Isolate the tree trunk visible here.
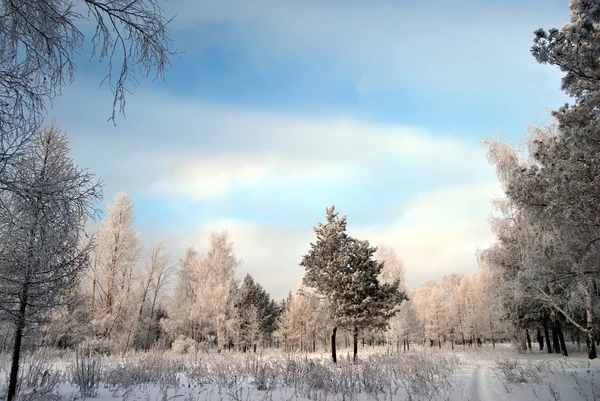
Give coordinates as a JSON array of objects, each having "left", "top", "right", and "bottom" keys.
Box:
[
  {"left": 353, "top": 326, "right": 358, "bottom": 363},
  {"left": 8, "top": 290, "right": 28, "bottom": 401},
  {"left": 542, "top": 317, "right": 553, "bottom": 353},
  {"left": 585, "top": 290, "right": 597, "bottom": 359},
  {"left": 526, "top": 329, "right": 532, "bottom": 350},
  {"left": 556, "top": 316, "right": 568, "bottom": 357},
  {"left": 331, "top": 327, "right": 337, "bottom": 363},
  {"left": 552, "top": 323, "right": 561, "bottom": 355}
]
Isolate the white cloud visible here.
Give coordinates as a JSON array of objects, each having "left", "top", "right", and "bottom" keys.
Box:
[
  {"left": 353, "top": 183, "right": 503, "bottom": 290},
  {"left": 51, "top": 82, "right": 502, "bottom": 299}
]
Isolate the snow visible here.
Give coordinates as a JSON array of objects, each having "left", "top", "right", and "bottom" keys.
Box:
[{"left": 3, "top": 343, "right": 599, "bottom": 400}]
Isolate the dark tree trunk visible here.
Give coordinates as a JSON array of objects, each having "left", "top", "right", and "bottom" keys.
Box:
[
  {"left": 353, "top": 326, "right": 358, "bottom": 363},
  {"left": 331, "top": 327, "right": 337, "bottom": 363},
  {"left": 8, "top": 293, "right": 28, "bottom": 401},
  {"left": 526, "top": 329, "right": 532, "bottom": 350},
  {"left": 542, "top": 317, "right": 553, "bottom": 353},
  {"left": 551, "top": 323, "right": 561, "bottom": 355},
  {"left": 555, "top": 317, "right": 568, "bottom": 357},
  {"left": 537, "top": 329, "right": 544, "bottom": 350},
  {"left": 406, "top": 339, "right": 410, "bottom": 350}
]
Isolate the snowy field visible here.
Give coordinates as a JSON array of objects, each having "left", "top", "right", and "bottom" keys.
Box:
[{"left": 1, "top": 343, "right": 599, "bottom": 401}]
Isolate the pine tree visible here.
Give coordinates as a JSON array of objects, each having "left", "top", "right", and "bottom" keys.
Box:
[
  {"left": 301, "top": 206, "right": 406, "bottom": 362},
  {"left": 301, "top": 205, "right": 351, "bottom": 363}
]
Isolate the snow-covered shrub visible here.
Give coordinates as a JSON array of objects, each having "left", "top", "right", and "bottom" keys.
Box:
[
  {"left": 493, "top": 358, "right": 543, "bottom": 385},
  {"left": 391, "top": 353, "right": 458, "bottom": 401},
  {"left": 83, "top": 338, "right": 117, "bottom": 356},
  {"left": 172, "top": 335, "right": 197, "bottom": 354},
  {"left": 69, "top": 342, "right": 102, "bottom": 397},
  {"left": 14, "top": 348, "right": 63, "bottom": 400},
  {"left": 248, "top": 357, "right": 279, "bottom": 391}
]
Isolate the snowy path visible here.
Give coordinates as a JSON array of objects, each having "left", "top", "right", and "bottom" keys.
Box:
[{"left": 462, "top": 362, "right": 504, "bottom": 401}]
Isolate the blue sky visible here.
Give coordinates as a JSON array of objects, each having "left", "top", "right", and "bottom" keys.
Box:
[{"left": 50, "top": 0, "right": 570, "bottom": 298}]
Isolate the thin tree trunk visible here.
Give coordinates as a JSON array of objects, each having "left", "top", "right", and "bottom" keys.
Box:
[
  {"left": 543, "top": 317, "right": 553, "bottom": 353},
  {"left": 585, "top": 289, "right": 597, "bottom": 359},
  {"left": 353, "top": 326, "right": 358, "bottom": 363},
  {"left": 331, "top": 327, "right": 337, "bottom": 363},
  {"left": 556, "top": 316, "right": 568, "bottom": 357},
  {"left": 552, "top": 322, "right": 561, "bottom": 355},
  {"left": 526, "top": 329, "right": 532, "bottom": 351}
]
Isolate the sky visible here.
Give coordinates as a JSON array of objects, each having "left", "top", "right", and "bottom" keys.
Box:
[{"left": 50, "top": 0, "right": 570, "bottom": 299}]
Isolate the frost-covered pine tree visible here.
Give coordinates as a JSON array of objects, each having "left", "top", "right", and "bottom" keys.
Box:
[
  {"left": 335, "top": 238, "right": 406, "bottom": 362},
  {"left": 0, "top": 125, "right": 101, "bottom": 401},
  {"left": 301, "top": 205, "right": 351, "bottom": 362},
  {"left": 301, "top": 206, "right": 405, "bottom": 362}
]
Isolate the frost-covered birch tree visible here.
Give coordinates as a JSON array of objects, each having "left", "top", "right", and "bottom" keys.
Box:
[
  {"left": 0, "top": 125, "right": 101, "bottom": 401},
  {"left": 197, "top": 231, "right": 240, "bottom": 350},
  {"left": 89, "top": 192, "right": 141, "bottom": 345}
]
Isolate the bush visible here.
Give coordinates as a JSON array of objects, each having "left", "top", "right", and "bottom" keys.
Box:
[
  {"left": 69, "top": 342, "right": 102, "bottom": 397},
  {"left": 172, "top": 336, "right": 197, "bottom": 354}
]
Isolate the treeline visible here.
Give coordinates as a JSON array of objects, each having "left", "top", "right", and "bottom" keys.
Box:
[
  {"left": 477, "top": 1, "right": 600, "bottom": 360},
  {"left": 0, "top": 191, "right": 282, "bottom": 355}
]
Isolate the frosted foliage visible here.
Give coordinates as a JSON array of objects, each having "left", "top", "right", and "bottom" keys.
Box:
[
  {"left": 166, "top": 232, "right": 239, "bottom": 349},
  {"left": 89, "top": 192, "right": 141, "bottom": 344},
  {"left": 376, "top": 245, "right": 406, "bottom": 292},
  {"left": 199, "top": 231, "right": 240, "bottom": 349},
  {"left": 0, "top": 126, "right": 101, "bottom": 325}
]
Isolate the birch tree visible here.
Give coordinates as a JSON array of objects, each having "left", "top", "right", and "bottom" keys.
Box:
[
  {"left": 131, "top": 239, "right": 173, "bottom": 350},
  {"left": 89, "top": 192, "right": 141, "bottom": 344},
  {"left": 0, "top": 125, "right": 101, "bottom": 401},
  {"left": 198, "top": 231, "right": 240, "bottom": 350}
]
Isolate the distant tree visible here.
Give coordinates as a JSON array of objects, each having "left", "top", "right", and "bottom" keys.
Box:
[
  {"left": 376, "top": 245, "right": 406, "bottom": 291},
  {"left": 198, "top": 231, "right": 240, "bottom": 349},
  {"left": 235, "top": 274, "right": 280, "bottom": 349},
  {"left": 0, "top": 125, "right": 101, "bottom": 401},
  {"left": 414, "top": 281, "right": 447, "bottom": 348},
  {"left": 165, "top": 248, "right": 206, "bottom": 343},
  {"left": 132, "top": 239, "right": 173, "bottom": 350},
  {"left": 89, "top": 192, "right": 141, "bottom": 345}
]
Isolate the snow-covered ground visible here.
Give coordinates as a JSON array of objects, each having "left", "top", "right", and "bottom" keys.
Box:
[{"left": 2, "top": 343, "right": 599, "bottom": 400}]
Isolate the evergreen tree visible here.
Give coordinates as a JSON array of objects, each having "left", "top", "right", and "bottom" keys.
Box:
[{"left": 301, "top": 206, "right": 405, "bottom": 362}]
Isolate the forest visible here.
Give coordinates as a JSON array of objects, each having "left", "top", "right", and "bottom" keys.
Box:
[{"left": 1, "top": 0, "right": 600, "bottom": 400}]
